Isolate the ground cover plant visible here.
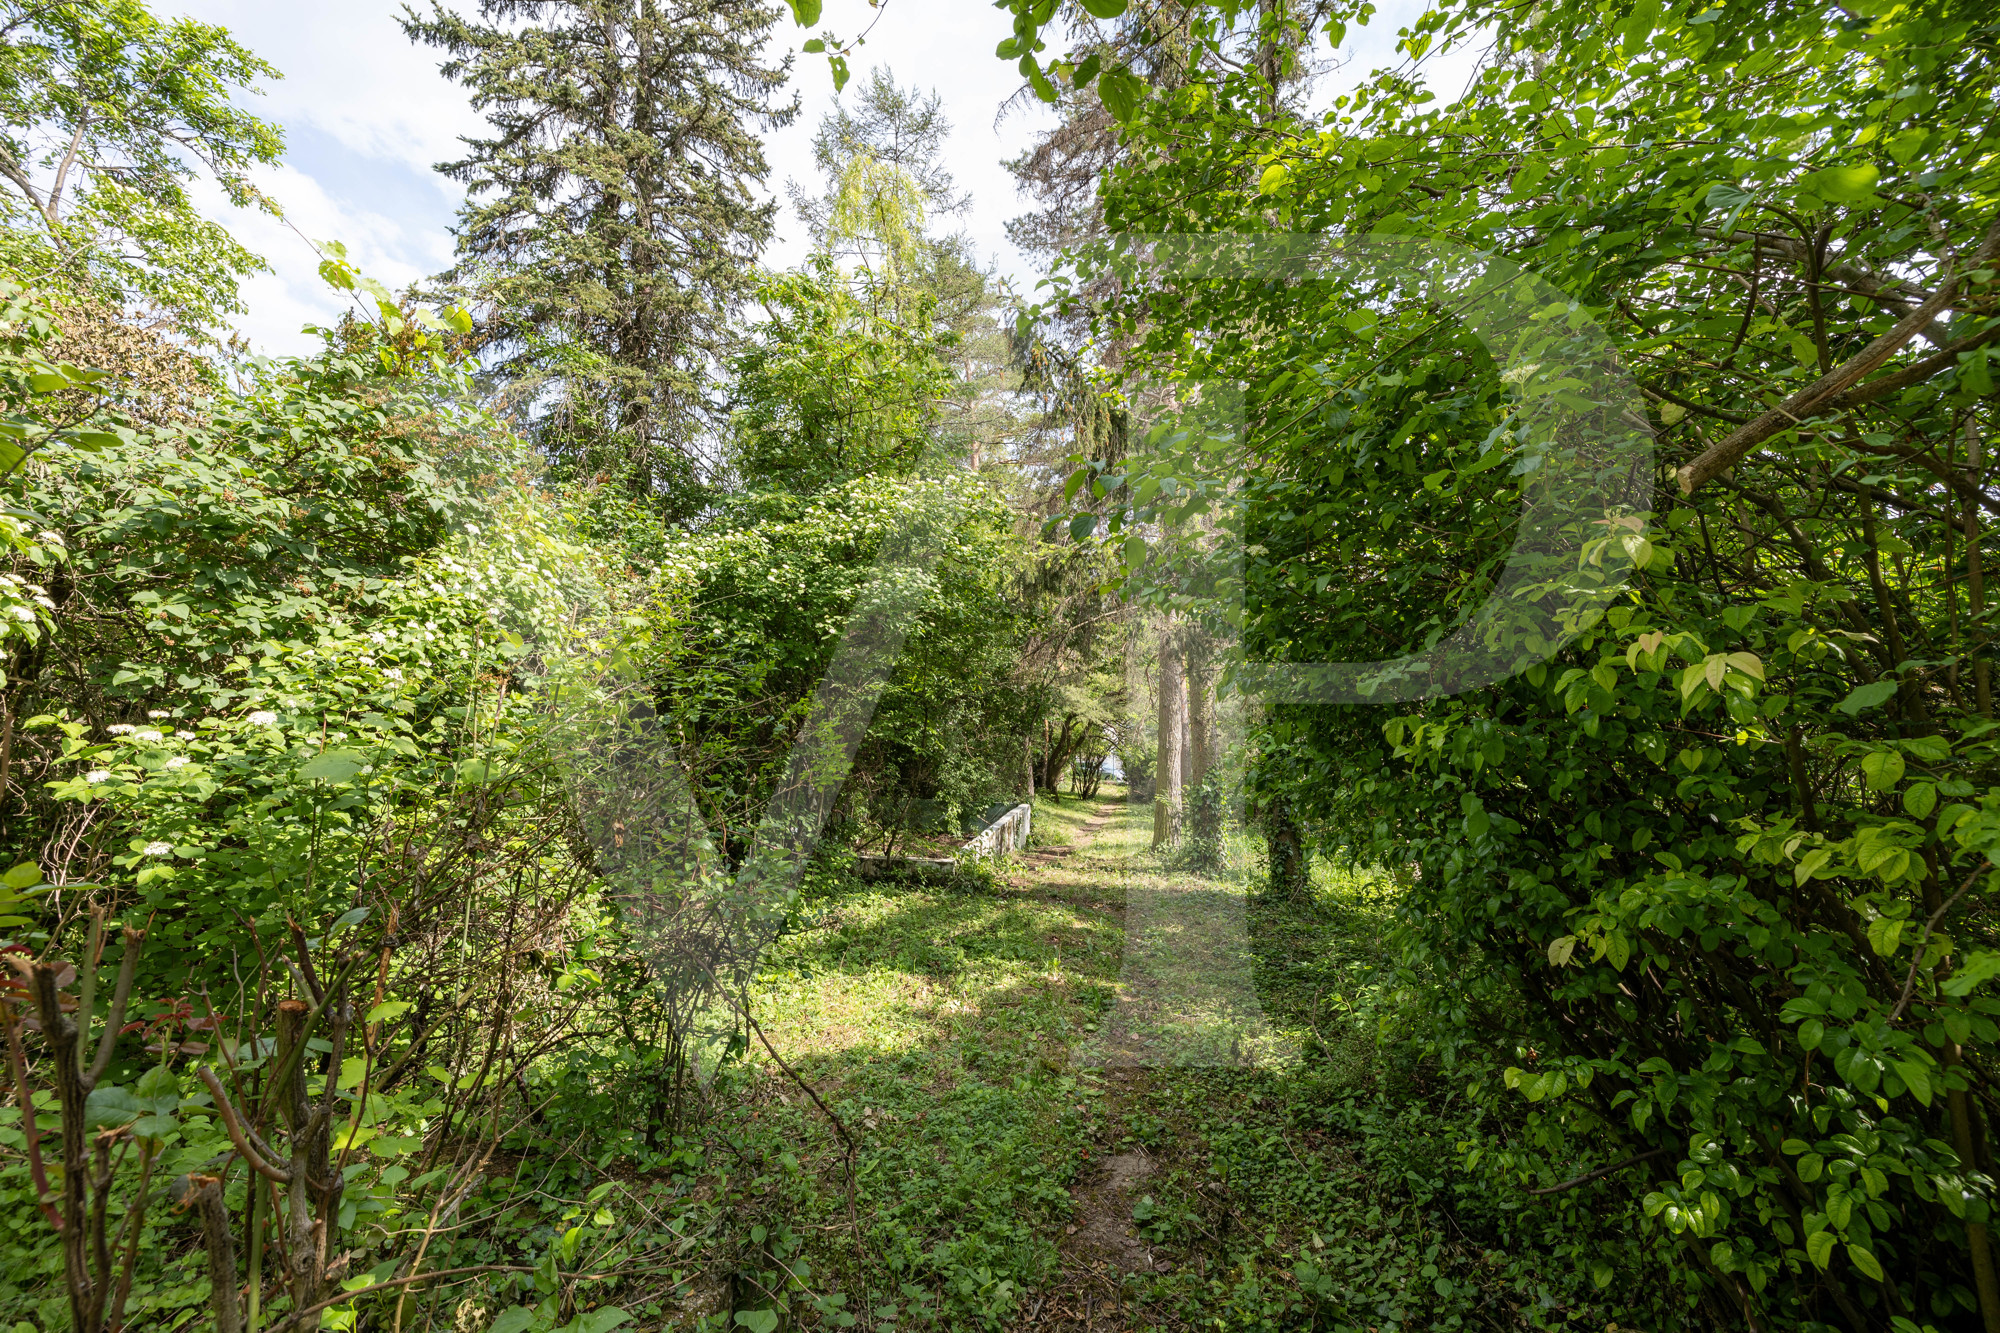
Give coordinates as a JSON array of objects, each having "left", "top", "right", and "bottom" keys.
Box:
[{"left": 3, "top": 0, "right": 1998, "bottom": 1329}]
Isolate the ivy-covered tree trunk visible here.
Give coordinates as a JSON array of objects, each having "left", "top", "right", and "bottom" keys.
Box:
[{"left": 1261, "top": 791, "right": 1305, "bottom": 899}]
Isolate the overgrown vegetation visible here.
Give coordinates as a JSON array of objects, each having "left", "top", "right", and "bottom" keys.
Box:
[{"left": 2, "top": 0, "right": 1995, "bottom": 1329}]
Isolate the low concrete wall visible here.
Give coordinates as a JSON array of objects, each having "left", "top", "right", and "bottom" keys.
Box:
[{"left": 961, "top": 801, "right": 1032, "bottom": 860}]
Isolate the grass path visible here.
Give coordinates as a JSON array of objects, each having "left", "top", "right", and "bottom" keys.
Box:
[
  {"left": 723, "top": 800, "right": 1654, "bottom": 1332},
  {"left": 744, "top": 793, "right": 1333, "bottom": 1330}
]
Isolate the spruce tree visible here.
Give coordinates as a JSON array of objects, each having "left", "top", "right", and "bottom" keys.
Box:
[{"left": 404, "top": 0, "right": 795, "bottom": 514}]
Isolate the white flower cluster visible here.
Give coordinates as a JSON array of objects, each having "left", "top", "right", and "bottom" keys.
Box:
[
  {"left": 164, "top": 756, "right": 189, "bottom": 770},
  {"left": 247, "top": 710, "right": 278, "bottom": 726},
  {"left": 142, "top": 841, "right": 172, "bottom": 857},
  {"left": 107, "top": 723, "right": 134, "bottom": 735},
  {"left": 85, "top": 769, "right": 111, "bottom": 783}
]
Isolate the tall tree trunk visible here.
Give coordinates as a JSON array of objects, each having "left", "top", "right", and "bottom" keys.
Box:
[
  {"left": 1187, "top": 634, "right": 1215, "bottom": 790},
  {"left": 1264, "top": 791, "right": 1306, "bottom": 897},
  {"left": 1186, "top": 635, "right": 1221, "bottom": 850},
  {"left": 1153, "top": 626, "right": 1185, "bottom": 849},
  {"left": 1257, "top": 0, "right": 1282, "bottom": 124}
]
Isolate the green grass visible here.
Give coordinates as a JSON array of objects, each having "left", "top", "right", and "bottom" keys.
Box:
[
  {"left": 703, "top": 801, "right": 1680, "bottom": 1332},
  {"left": 187, "top": 798, "right": 1680, "bottom": 1333}
]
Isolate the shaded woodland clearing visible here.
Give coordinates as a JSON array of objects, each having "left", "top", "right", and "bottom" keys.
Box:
[{"left": 533, "top": 791, "right": 1683, "bottom": 1333}]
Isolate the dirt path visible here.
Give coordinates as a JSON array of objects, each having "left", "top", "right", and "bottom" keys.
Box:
[{"left": 1011, "top": 800, "right": 1171, "bottom": 1331}]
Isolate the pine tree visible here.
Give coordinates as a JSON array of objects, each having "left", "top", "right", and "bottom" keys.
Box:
[{"left": 404, "top": 0, "right": 796, "bottom": 515}]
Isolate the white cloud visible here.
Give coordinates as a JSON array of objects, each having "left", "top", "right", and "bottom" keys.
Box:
[
  {"left": 160, "top": 0, "right": 1483, "bottom": 356},
  {"left": 168, "top": 0, "right": 485, "bottom": 176},
  {"left": 190, "top": 160, "right": 452, "bottom": 354}
]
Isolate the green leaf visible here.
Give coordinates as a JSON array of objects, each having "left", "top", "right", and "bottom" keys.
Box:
[
  {"left": 1, "top": 862, "right": 41, "bottom": 889},
  {"left": 1802, "top": 163, "right": 1880, "bottom": 203},
  {"left": 299, "top": 749, "right": 364, "bottom": 784},
  {"left": 1605, "top": 931, "right": 1631, "bottom": 972},
  {"left": 1619, "top": 0, "right": 1659, "bottom": 55},
  {"left": 785, "top": 0, "right": 821, "bottom": 24},
  {"left": 1860, "top": 750, "right": 1905, "bottom": 791},
  {"left": 1943, "top": 950, "right": 2000, "bottom": 997},
  {"left": 1797, "top": 1018, "right": 1824, "bottom": 1051},
  {"left": 1835, "top": 680, "right": 1897, "bottom": 715},
  {"left": 488, "top": 1310, "right": 538, "bottom": 1333},
  {"left": 577, "top": 1312, "right": 632, "bottom": 1333},
  {"left": 1258, "top": 163, "right": 1290, "bottom": 195},
  {"left": 457, "top": 757, "right": 504, "bottom": 784},
  {"left": 1866, "top": 914, "right": 1904, "bottom": 957},
  {"left": 1846, "top": 1243, "right": 1885, "bottom": 1280},
  {"left": 1960, "top": 345, "right": 1993, "bottom": 395},
  {"left": 1724, "top": 651, "right": 1763, "bottom": 681},
  {"left": 367, "top": 1000, "right": 414, "bottom": 1023},
  {"left": 1904, "top": 782, "right": 1938, "bottom": 819},
  {"left": 1893, "top": 1059, "right": 1933, "bottom": 1106},
  {"left": 1026, "top": 58, "right": 1058, "bottom": 103},
  {"left": 84, "top": 1085, "right": 145, "bottom": 1129},
  {"left": 734, "top": 1312, "right": 779, "bottom": 1333},
  {"left": 1805, "top": 1228, "right": 1836, "bottom": 1270},
  {"left": 130, "top": 1112, "right": 177, "bottom": 1140},
  {"left": 1068, "top": 513, "right": 1097, "bottom": 542},
  {"left": 1098, "top": 66, "right": 1141, "bottom": 122},
  {"left": 134, "top": 1064, "right": 179, "bottom": 1111},
  {"left": 1078, "top": 0, "right": 1128, "bottom": 14}
]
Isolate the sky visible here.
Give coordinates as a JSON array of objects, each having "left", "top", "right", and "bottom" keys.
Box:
[{"left": 165, "top": 0, "right": 1476, "bottom": 357}]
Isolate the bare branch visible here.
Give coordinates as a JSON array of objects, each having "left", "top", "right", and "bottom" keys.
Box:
[{"left": 1679, "top": 215, "right": 2000, "bottom": 495}]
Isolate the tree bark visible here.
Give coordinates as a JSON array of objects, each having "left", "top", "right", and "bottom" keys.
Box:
[
  {"left": 1263, "top": 791, "right": 1306, "bottom": 897},
  {"left": 1186, "top": 634, "right": 1215, "bottom": 791},
  {"left": 1153, "top": 626, "right": 1184, "bottom": 848}
]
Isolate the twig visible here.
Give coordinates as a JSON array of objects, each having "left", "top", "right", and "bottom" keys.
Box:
[
  {"left": 1679, "top": 215, "right": 2000, "bottom": 494},
  {"left": 1524, "top": 1146, "right": 1670, "bottom": 1195},
  {"left": 195, "top": 1067, "right": 291, "bottom": 1182},
  {"left": 1890, "top": 860, "right": 1990, "bottom": 1021},
  {"left": 2, "top": 994, "right": 60, "bottom": 1228},
  {"left": 730, "top": 988, "right": 865, "bottom": 1252},
  {"left": 268, "top": 1265, "right": 536, "bottom": 1332},
  {"left": 87, "top": 927, "right": 143, "bottom": 1087}
]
